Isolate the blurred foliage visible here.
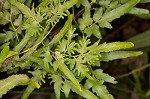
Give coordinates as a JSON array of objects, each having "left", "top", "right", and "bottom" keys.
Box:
[{"left": 0, "top": 0, "right": 150, "bottom": 99}]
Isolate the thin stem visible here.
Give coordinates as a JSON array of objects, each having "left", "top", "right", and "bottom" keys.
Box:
[
  {"left": 9, "top": 7, "right": 16, "bottom": 32},
  {"left": 115, "top": 64, "right": 150, "bottom": 79},
  {"left": 19, "top": 18, "right": 56, "bottom": 56}
]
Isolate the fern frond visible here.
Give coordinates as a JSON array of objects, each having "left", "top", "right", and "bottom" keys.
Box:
[
  {"left": 44, "top": 0, "right": 78, "bottom": 26},
  {"left": 128, "top": 7, "right": 149, "bottom": 14},
  {"left": 0, "top": 74, "right": 29, "bottom": 98},
  {"left": 99, "top": 0, "right": 140, "bottom": 28},
  {"left": 49, "top": 13, "right": 72, "bottom": 47},
  {"left": 53, "top": 53, "right": 81, "bottom": 91},
  {"left": 97, "top": 42, "right": 134, "bottom": 52},
  {"left": 0, "top": 46, "right": 18, "bottom": 67},
  {"left": 22, "top": 70, "right": 43, "bottom": 99},
  {"left": 100, "top": 51, "right": 143, "bottom": 61},
  {"left": 8, "top": 0, "right": 42, "bottom": 22},
  {"left": 66, "top": 80, "right": 99, "bottom": 99},
  {"left": 51, "top": 74, "right": 63, "bottom": 99}
]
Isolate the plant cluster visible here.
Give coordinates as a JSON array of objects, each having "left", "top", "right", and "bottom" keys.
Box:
[{"left": 0, "top": 0, "right": 149, "bottom": 99}]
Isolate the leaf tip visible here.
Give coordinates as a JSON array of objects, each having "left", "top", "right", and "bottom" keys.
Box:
[
  {"left": 136, "top": 51, "right": 143, "bottom": 56},
  {"left": 131, "top": 42, "right": 134, "bottom": 47}
]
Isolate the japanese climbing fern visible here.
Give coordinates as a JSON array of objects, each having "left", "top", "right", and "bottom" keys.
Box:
[{"left": 0, "top": 0, "right": 149, "bottom": 99}]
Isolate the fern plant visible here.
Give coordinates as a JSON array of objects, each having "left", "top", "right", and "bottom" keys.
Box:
[{"left": 0, "top": 0, "right": 149, "bottom": 99}]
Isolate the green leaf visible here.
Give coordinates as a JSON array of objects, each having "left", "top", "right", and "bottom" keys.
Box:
[
  {"left": 92, "top": 24, "right": 102, "bottom": 39},
  {"left": 11, "top": 6, "right": 21, "bottom": 15},
  {"left": 3, "top": 1, "right": 11, "bottom": 9},
  {"left": 0, "top": 43, "right": 10, "bottom": 51},
  {"left": 13, "top": 32, "right": 32, "bottom": 52},
  {"left": 66, "top": 41, "right": 77, "bottom": 55},
  {"left": 128, "top": 7, "right": 149, "bottom": 15},
  {"left": 56, "top": 39, "right": 67, "bottom": 52},
  {"left": 84, "top": 79, "right": 94, "bottom": 89},
  {"left": 92, "top": 82, "right": 114, "bottom": 99},
  {"left": 0, "top": 33, "right": 7, "bottom": 45},
  {"left": 62, "top": 0, "right": 78, "bottom": 10},
  {"left": 97, "top": 42, "right": 134, "bottom": 52},
  {"left": 0, "top": 31, "right": 15, "bottom": 45},
  {"left": 66, "top": 27, "right": 77, "bottom": 42},
  {"left": 49, "top": 13, "right": 72, "bottom": 47},
  {"left": 59, "top": 60, "right": 81, "bottom": 90},
  {"left": 84, "top": 52, "right": 99, "bottom": 65},
  {"left": 93, "top": 69, "right": 117, "bottom": 84},
  {"left": 75, "top": 60, "right": 89, "bottom": 77},
  {"left": 140, "top": 0, "right": 150, "bottom": 3},
  {"left": 76, "top": 86, "right": 99, "bottom": 99},
  {"left": 67, "top": 80, "right": 99, "bottom": 99},
  {"left": 54, "top": 52, "right": 81, "bottom": 91},
  {"left": 0, "top": 46, "right": 9, "bottom": 67},
  {"left": 99, "top": 0, "right": 140, "bottom": 28},
  {"left": 109, "top": 1, "right": 119, "bottom": 10},
  {"left": 84, "top": 27, "right": 92, "bottom": 37},
  {"left": 85, "top": 78, "right": 114, "bottom": 99},
  {"left": 146, "top": 89, "right": 150, "bottom": 96},
  {"left": 78, "top": 0, "right": 91, "bottom": 8},
  {"left": 66, "top": 59, "right": 75, "bottom": 70},
  {"left": 51, "top": 75, "right": 63, "bottom": 99},
  {"left": 62, "top": 80, "right": 71, "bottom": 97},
  {"left": 58, "top": 60, "right": 81, "bottom": 91},
  {"left": 94, "top": 60, "right": 101, "bottom": 66},
  {"left": 93, "top": 7, "right": 103, "bottom": 22},
  {"left": 82, "top": 8, "right": 93, "bottom": 26},
  {"left": 14, "top": 14, "right": 23, "bottom": 26},
  {"left": 88, "top": 41, "right": 100, "bottom": 52},
  {"left": 100, "top": 51, "right": 143, "bottom": 61},
  {"left": 8, "top": 0, "right": 40, "bottom": 22},
  {"left": 21, "top": 84, "right": 35, "bottom": 99},
  {"left": 29, "top": 80, "right": 40, "bottom": 89},
  {"left": 78, "top": 7, "right": 93, "bottom": 31},
  {"left": 22, "top": 70, "right": 42, "bottom": 99},
  {"left": 52, "top": 61, "right": 59, "bottom": 71},
  {"left": 76, "top": 38, "right": 91, "bottom": 54},
  {"left": 7, "top": 51, "right": 18, "bottom": 58},
  {"left": 78, "top": 18, "right": 86, "bottom": 30},
  {"left": 27, "top": 56, "right": 43, "bottom": 66},
  {"left": 0, "top": 10, "right": 10, "bottom": 25},
  {"left": 99, "top": 0, "right": 111, "bottom": 8},
  {"left": 0, "top": 74, "right": 29, "bottom": 98}
]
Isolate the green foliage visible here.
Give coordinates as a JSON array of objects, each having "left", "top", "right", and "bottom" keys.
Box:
[
  {"left": 0, "top": 46, "right": 18, "bottom": 67},
  {"left": 0, "top": 74, "right": 30, "bottom": 98},
  {"left": 140, "top": 0, "right": 150, "bottom": 3},
  {"left": 100, "top": 51, "right": 143, "bottom": 61},
  {"left": 0, "top": 0, "right": 148, "bottom": 99},
  {"left": 127, "top": 30, "right": 150, "bottom": 50},
  {"left": 21, "top": 70, "right": 42, "bottom": 99}
]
